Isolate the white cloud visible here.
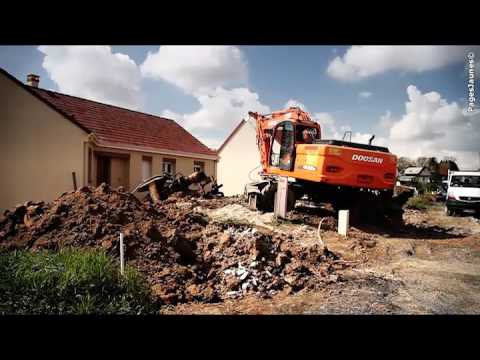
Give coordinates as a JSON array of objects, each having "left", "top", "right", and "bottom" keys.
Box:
[
  {"left": 284, "top": 99, "right": 309, "bottom": 112},
  {"left": 309, "top": 85, "right": 480, "bottom": 169},
  {"left": 378, "top": 110, "right": 394, "bottom": 132},
  {"left": 327, "top": 46, "right": 478, "bottom": 82},
  {"left": 162, "top": 87, "right": 270, "bottom": 149},
  {"left": 140, "top": 46, "right": 248, "bottom": 95},
  {"left": 142, "top": 46, "right": 260, "bottom": 148},
  {"left": 312, "top": 111, "right": 386, "bottom": 145},
  {"left": 312, "top": 112, "right": 341, "bottom": 139},
  {"left": 38, "top": 46, "right": 142, "bottom": 110},
  {"left": 359, "top": 91, "right": 372, "bottom": 99},
  {"left": 387, "top": 85, "right": 480, "bottom": 168}
]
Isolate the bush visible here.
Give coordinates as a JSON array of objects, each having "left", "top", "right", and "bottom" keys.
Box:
[
  {"left": 405, "top": 194, "right": 435, "bottom": 210},
  {"left": 0, "top": 248, "right": 159, "bottom": 315},
  {"left": 412, "top": 181, "right": 439, "bottom": 195},
  {"left": 425, "top": 182, "right": 440, "bottom": 193}
]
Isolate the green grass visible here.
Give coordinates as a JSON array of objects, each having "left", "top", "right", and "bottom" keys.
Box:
[
  {"left": 0, "top": 248, "right": 159, "bottom": 315},
  {"left": 405, "top": 194, "right": 435, "bottom": 211}
]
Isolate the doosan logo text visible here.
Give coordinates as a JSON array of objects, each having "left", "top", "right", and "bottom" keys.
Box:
[{"left": 351, "top": 154, "right": 383, "bottom": 164}]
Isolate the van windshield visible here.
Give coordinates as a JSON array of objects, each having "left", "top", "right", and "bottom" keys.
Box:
[{"left": 451, "top": 175, "right": 480, "bottom": 188}]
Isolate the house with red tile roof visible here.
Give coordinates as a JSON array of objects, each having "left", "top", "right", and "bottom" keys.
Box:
[{"left": 0, "top": 68, "right": 218, "bottom": 211}]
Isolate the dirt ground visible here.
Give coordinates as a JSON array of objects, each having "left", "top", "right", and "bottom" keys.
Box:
[
  {"left": 166, "top": 204, "right": 480, "bottom": 314},
  {"left": 2, "top": 186, "right": 479, "bottom": 314}
]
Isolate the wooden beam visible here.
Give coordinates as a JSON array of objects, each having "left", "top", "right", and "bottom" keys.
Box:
[
  {"left": 72, "top": 171, "right": 77, "bottom": 191},
  {"left": 93, "top": 150, "right": 130, "bottom": 159}
]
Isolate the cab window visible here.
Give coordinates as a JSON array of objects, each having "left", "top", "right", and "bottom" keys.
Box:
[
  {"left": 270, "top": 122, "right": 295, "bottom": 170},
  {"left": 296, "top": 126, "right": 319, "bottom": 143}
]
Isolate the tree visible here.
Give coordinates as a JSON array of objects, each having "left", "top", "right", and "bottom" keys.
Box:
[
  {"left": 425, "top": 157, "right": 440, "bottom": 183},
  {"left": 415, "top": 157, "right": 428, "bottom": 167},
  {"left": 397, "top": 157, "right": 415, "bottom": 173},
  {"left": 439, "top": 159, "right": 459, "bottom": 174},
  {"left": 442, "top": 156, "right": 457, "bottom": 163},
  {"left": 425, "top": 157, "right": 439, "bottom": 172}
]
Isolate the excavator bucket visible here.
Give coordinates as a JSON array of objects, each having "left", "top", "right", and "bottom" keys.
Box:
[{"left": 132, "top": 171, "right": 217, "bottom": 203}]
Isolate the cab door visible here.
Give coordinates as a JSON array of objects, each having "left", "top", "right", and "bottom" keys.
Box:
[{"left": 269, "top": 121, "right": 295, "bottom": 171}]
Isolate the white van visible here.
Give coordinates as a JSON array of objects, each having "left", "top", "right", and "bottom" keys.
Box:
[{"left": 445, "top": 170, "right": 480, "bottom": 216}]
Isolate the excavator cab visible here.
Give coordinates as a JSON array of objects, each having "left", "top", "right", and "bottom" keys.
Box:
[
  {"left": 269, "top": 121, "right": 320, "bottom": 171},
  {"left": 270, "top": 121, "right": 295, "bottom": 171}
]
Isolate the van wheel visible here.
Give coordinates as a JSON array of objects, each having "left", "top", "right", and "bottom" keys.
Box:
[{"left": 445, "top": 206, "right": 454, "bottom": 216}]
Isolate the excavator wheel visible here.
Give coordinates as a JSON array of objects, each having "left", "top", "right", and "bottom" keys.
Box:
[
  {"left": 348, "top": 201, "right": 362, "bottom": 225},
  {"left": 381, "top": 190, "right": 404, "bottom": 227},
  {"left": 354, "top": 192, "right": 381, "bottom": 224},
  {"left": 332, "top": 191, "right": 365, "bottom": 224},
  {"left": 287, "top": 189, "right": 297, "bottom": 211},
  {"left": 252, "top": 185, "right": 275, "bottom": 212},
  {"left": 334, "top": 191, "right": 390, "bottom": 225},
  {"left": 255, "top": 185, "right": 296, "bottom": 213}
]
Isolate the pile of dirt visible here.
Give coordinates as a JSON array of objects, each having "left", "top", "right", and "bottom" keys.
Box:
[{"left": 0, "top": 184, "right": 347, "bottom": 305}]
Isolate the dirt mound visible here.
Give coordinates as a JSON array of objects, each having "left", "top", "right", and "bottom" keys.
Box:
[{"left": 0, "top": 185, "right": 347, "bottom": 305}]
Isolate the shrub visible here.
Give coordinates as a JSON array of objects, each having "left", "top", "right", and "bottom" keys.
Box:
[
  {"left": 405, "top": 194, "right": 434, "bottom": 210},
  {"left": 0, "top": 248, "right": 159, "bottom": 315},
  {"left": 411, "top": 181, "right": 439, "bottom": 195},
  {"left": 425, "top": 182, "right": 440, "bottom": 193}
]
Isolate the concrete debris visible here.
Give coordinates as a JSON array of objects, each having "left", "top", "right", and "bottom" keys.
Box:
[{"left": 202, "top": 204, "right": 275, "bottom": 230}]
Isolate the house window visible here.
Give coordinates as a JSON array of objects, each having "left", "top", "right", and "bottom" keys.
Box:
[
  {"left": 194, "top": 161, "right": 205, "bottom": 173},
  {"left": 142, "top": 156, "right": 152, "bottom": 180},
  {"left": 163, "top": 158, "right": 176, "bottom": 175}
]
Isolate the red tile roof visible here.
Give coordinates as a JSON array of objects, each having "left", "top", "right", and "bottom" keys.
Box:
[{"left": 28, "top": 87, "right": 216, "bottom": 157}]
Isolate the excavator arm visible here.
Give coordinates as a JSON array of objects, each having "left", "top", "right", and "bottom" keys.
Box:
[{"left": 248, "top": 111, "right": 271, "bottom": 173}]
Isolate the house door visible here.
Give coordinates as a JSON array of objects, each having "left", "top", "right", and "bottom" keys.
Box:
[
  {"left": 96, "top": 156, "right": 111, "bottom": 185},
  {"left": 142, "top": 157, "right": 153, "bottom": 180}
]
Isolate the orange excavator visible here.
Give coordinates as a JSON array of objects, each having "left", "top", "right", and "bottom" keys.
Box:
[{"left": 245, "top": 107, "right": 401, "bottom": 222}]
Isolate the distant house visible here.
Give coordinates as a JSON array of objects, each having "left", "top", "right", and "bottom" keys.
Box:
[
  {"left": 0, "top": 68, "right": 218, "bottom": 211},
  {"left": 398, "top": 166, "right": 432, "bottom": 185}
]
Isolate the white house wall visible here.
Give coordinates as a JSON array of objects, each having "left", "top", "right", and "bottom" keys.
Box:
[{"left": 217, "top": 122, "right": 262, "bottom": 196}]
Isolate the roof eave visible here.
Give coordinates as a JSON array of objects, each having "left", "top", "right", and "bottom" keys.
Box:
[{"left": 95, "top": 140, "right": 219, "bottom": 160}]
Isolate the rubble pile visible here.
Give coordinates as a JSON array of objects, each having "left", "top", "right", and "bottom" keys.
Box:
[{"left": 0, "top": 184, "right": 347, "bottom": 305}]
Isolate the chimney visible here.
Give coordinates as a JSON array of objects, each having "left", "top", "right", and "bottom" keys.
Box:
[{"left": 26, "top": 74, "right": 40, "bottom": 88}]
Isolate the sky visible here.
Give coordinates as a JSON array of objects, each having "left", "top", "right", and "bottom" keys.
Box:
[{"left": 1, "top": 45, "right": 479, "bottom": 169}]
